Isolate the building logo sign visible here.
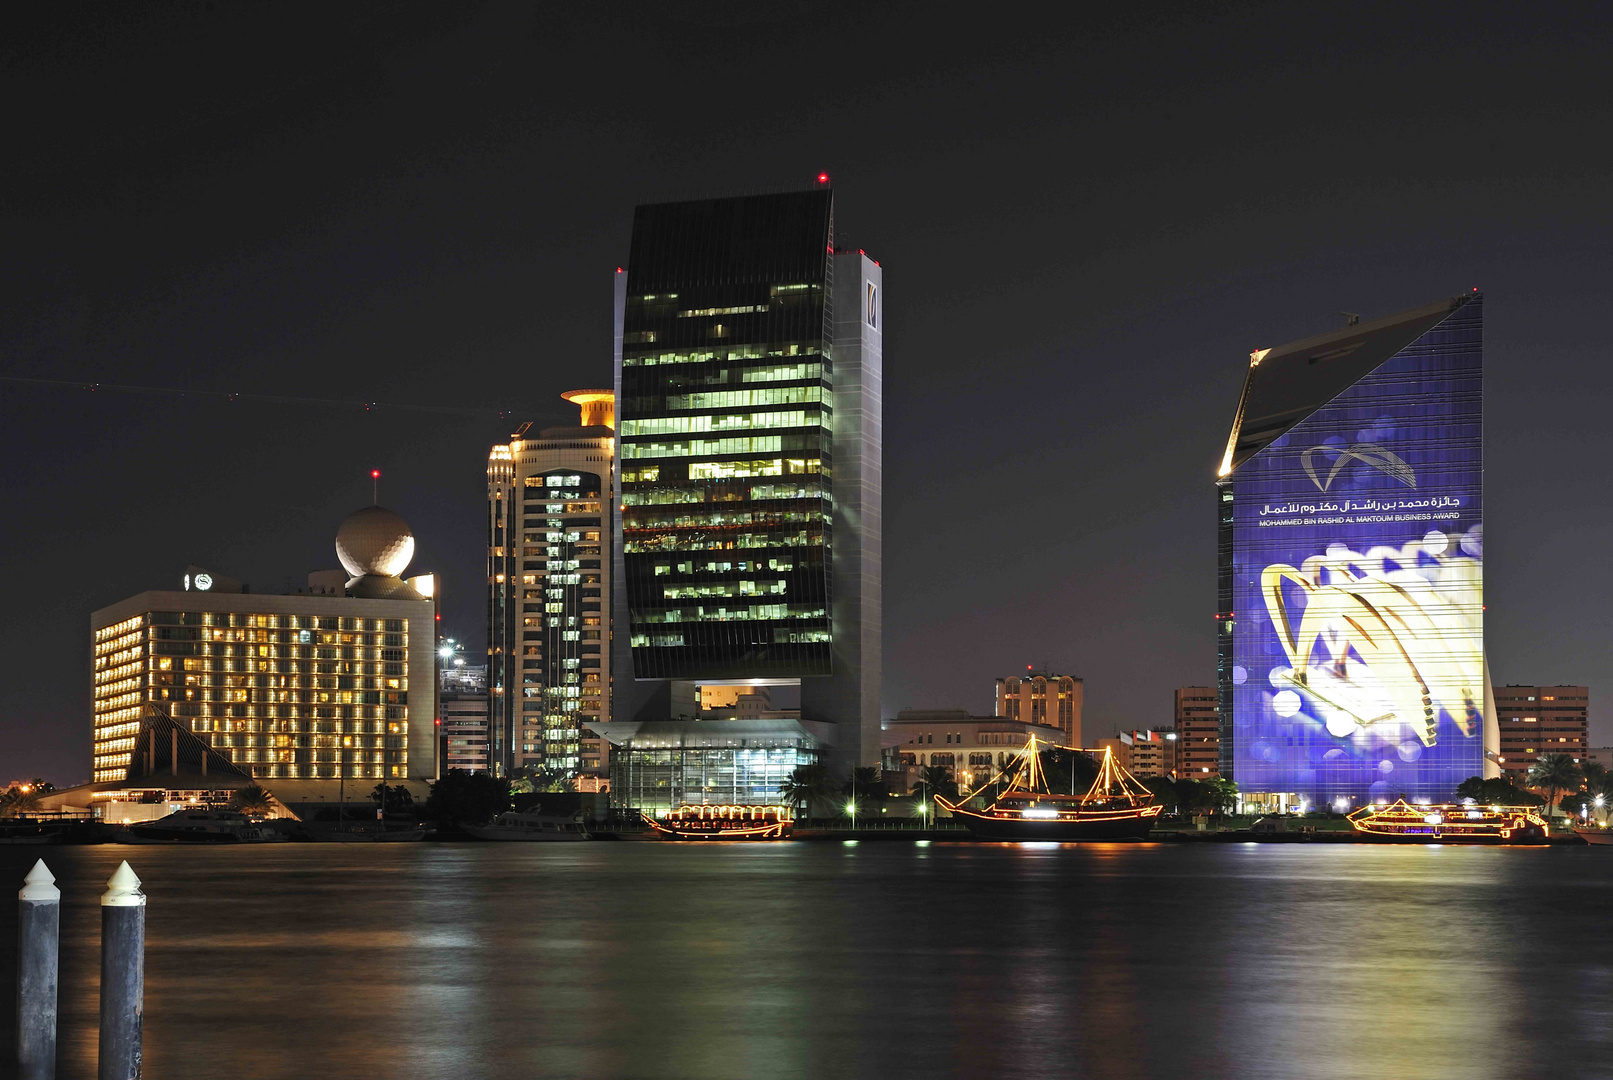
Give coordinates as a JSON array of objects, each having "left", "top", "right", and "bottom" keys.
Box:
[
  {"left": 865, "top": 282, "right": 877, "bottom": 328},
  {"left": 1300, "top": 442, "right": 1416, "bottom": 492},
  {"left": 184, "top": 572, "right": 213, "bottom": 592}
]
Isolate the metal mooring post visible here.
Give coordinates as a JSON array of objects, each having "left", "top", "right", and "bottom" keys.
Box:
[
  {"left": 98, "top": 862, "right": 145, "bottom": 1080},
  {"left": 17, "top": 859, "right": 60, "bottom": 1080}
]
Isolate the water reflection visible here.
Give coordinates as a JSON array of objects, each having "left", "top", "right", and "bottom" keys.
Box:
[{"left": 0, "top": 843, "right": 1608, "bottom": 1080}]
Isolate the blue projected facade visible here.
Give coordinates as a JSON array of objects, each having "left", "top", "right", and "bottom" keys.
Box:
[{"left": 1217, "top": 295, "right": 1484, "bottom": 805}]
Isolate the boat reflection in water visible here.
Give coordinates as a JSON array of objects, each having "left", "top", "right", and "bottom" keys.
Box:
[
  {"left": 936, "top": 739, "right": 1162, "bottom": 841},
  {"left": 645, "top": 804, "right": 791, "bottom": 841},
  {"left": 1347, "top": 798, "right": 1548, "bottom": 843}
]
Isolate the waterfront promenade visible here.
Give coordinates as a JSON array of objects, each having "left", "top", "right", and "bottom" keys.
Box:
[{"left": 4, "top": 843, "right": 1610, "bottom": 1080}]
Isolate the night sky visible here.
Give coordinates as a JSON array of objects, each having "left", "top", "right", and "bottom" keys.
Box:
[{"left": 7, "top": 3, "right": 1612, "bottom": 783}]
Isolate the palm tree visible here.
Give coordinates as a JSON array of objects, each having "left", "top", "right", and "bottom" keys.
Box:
[
  {"left": 910, "top": 764, "right": 959, "bottom": 804},
  {"left": 0, "top": 784, "right": 44, "bottom": 819},
  {"left": 841, "top": 766, "right": 885, "bottom": 817},
  {"left": 1527, "top": 753, "right": 1583, "bottom": 819},
  {"left": 779, "top": 764, "right": 837, "bottom": 819},
  {"left": 231, "top": 783, "right": 276, "bottom": 819},
  {"left": 1582, "top": 761, "right": 1611, "bottom": 799}
]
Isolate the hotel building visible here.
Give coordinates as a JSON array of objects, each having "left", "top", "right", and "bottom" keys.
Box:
[
  {"left": 1494, "top": 685, "right": 1589, "bottom": 784},
  {"left": 596, "top": 185, "right": 883, "bottom": 802},
  {"left": 487, "top": 391, "right": 615, "bottom": 781},
  {"left": 994, "top": 671, "right": 1083, "bottom": 746},
  {"left": 91, "top": 507, "right": 438, "bottom": 790},
  {"left": 1217, "top": 294, "right": 1495, "bottom": 804}
]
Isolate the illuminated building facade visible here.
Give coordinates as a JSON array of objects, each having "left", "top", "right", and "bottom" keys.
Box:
[
  {"left": 879, "top": 709, "right": 1065, "bottom": 795},
  {"left": 1494, "top": 685, "right": 1588, "bottom": 784},
  {"left": 1117, "top": 729, "right": 1176, "bottom": 779},
  {"left": 608, "top": 186, "right": 882, "bottom": 784},
  {"left": 1217, "top": 294, "right": 1494, "bottom": 805},
  {"left": 994, "top": 672, "right": 1083, "bottom": 745},
  {"left": 487, "top": 391, "right": 615, "bottom": 780},
  {"left": 1175, "top": 687, "right": 1220, "bottom": 778},
  {"left": 91, "top": 507, "right": 438, "bottom": 788}
]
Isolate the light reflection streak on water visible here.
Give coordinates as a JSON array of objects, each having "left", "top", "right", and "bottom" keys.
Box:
[{"left": 1, "top": 843, "right": 1609, "bottom": 1080}]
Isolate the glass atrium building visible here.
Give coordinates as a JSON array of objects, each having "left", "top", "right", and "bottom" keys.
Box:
[{"left": 1217, "top": 293, "right": 1495, "bottom": 806}]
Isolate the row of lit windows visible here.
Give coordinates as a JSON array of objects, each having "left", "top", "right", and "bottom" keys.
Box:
[
  {"left": 689, "top": 458, "right": 821, "bottom": 480},
  {"left": 622, "top": 482, "right": 822, "bottom": 507},
  {"left": 655, "top": 558, "right": 796, "bottom": 575},
  {"left": 634, "top": 603, "right": 825, "bottom": 624},
  {"left": 95, "top": 676, "right": 141, "bottom": 696},
  {"left": 662, "top": 386, "right": 822, "bottom": 412},
  {"left": 94, "top": 636, "right": 142, "bottom": 659},
  {"left": 632, "top": 627, "right": 832, "bottom": 647},
  {"left": 146, "top": 613, "right": 406, "bottom": 632},
  {"left": 619, "top": 409, "right": 816, "bottom": 438},
  {"left": 625, "top": 530, "right": 823, "bottom": 554},
  {"left": 621, "top": 344, "right": 820, "bottom": 368},
  {"left": 517, "top": 500, "right": 602, "bottom": 516},
  {"left": 662, "top": 581, "right": 788, "bottom": 599},
  {"left": 94, "top": 617, "right": 143, "bottom": 642},
  {"left": 621, "top": 435, "right": 787, "bottom": 460}
]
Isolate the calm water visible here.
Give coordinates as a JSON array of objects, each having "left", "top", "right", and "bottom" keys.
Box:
[{"left": 2, "top": 841, "right": 1611, "bottom": 1080}]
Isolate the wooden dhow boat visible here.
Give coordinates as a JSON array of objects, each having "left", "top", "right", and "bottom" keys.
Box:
[
  {"left": 935, "top": 739, "right": 1162, "bottom": 841},
  {"left": 645, "top": 804, "right": 792, "bottom": 841},
  {"left": 1347, "top": 799, "right": 1548, "bottom": 843}
]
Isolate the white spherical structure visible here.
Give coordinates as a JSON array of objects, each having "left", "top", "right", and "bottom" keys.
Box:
[{"left": 336, "top": 506, "right": 415, "bottom": 579}]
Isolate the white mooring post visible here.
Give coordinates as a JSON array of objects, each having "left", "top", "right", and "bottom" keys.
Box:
[
  {"left": 17, "top": 859, "right": 61, "bottom": 1080},
  {"left": 98, "top": 862, "right": 145, "bottom": 1080}
]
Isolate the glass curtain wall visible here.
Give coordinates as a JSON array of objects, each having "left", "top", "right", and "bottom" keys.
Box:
[{"left": 619, "top": 190, "right": 836, "bottom": 680}]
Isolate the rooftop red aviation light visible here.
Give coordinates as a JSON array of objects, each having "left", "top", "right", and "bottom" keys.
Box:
[
  {"left": 371, "top": 469, "right": 381, "bottom": 479},
  {"left": 817, "top": 172, "right": 829, "bottom": 183}
]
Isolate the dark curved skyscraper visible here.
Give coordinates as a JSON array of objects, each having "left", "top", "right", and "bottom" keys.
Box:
[{"left": 607, "top": 186, "right": 882, "bottom": 781}]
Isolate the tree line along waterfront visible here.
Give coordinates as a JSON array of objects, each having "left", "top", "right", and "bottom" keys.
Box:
[{"left": 4, "top": 748, "right": 1607, "bottom": 843}]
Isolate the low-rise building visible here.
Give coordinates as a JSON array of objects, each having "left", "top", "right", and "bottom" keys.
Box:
[
  {"left": 1494, "top": 685, "right": 1590, "bottom": 784},
  {"left": 881, "top": 708, "right": 1066, "bottom": 794},
  {"left": 1119, "top": 729, "right": 1176, "bottom": 779}
]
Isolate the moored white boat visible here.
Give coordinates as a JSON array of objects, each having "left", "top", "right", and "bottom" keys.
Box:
[
  {"left": 124, "top": 808, "right": 279, "bottom": 843},
  {"left": 463, "top": 809, "right": 592, "bottom": 841}
]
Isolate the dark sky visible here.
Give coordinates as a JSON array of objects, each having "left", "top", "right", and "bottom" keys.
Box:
[{"left": 6, "top": 2, "right": 1613, "bottom": 784}]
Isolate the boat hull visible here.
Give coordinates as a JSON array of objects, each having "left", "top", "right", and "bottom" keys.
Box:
[
  {"left": 1574, "top": 829, "right": 1613, "bottom": 846},
  {"left": 646, "top": 827, "right": 790, "bottom": 841}
]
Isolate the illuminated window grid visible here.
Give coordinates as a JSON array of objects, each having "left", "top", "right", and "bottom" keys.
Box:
[{"left": 92, "top": 610, "right": 409, "bottom": 783}]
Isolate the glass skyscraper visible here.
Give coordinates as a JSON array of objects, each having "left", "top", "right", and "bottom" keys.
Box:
[
  {"left": 603, "top": 186, "right": 882, "bottom": 784},
  {"left": 1216, "top": 293, "right": 1492, "bottom": 806}
]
